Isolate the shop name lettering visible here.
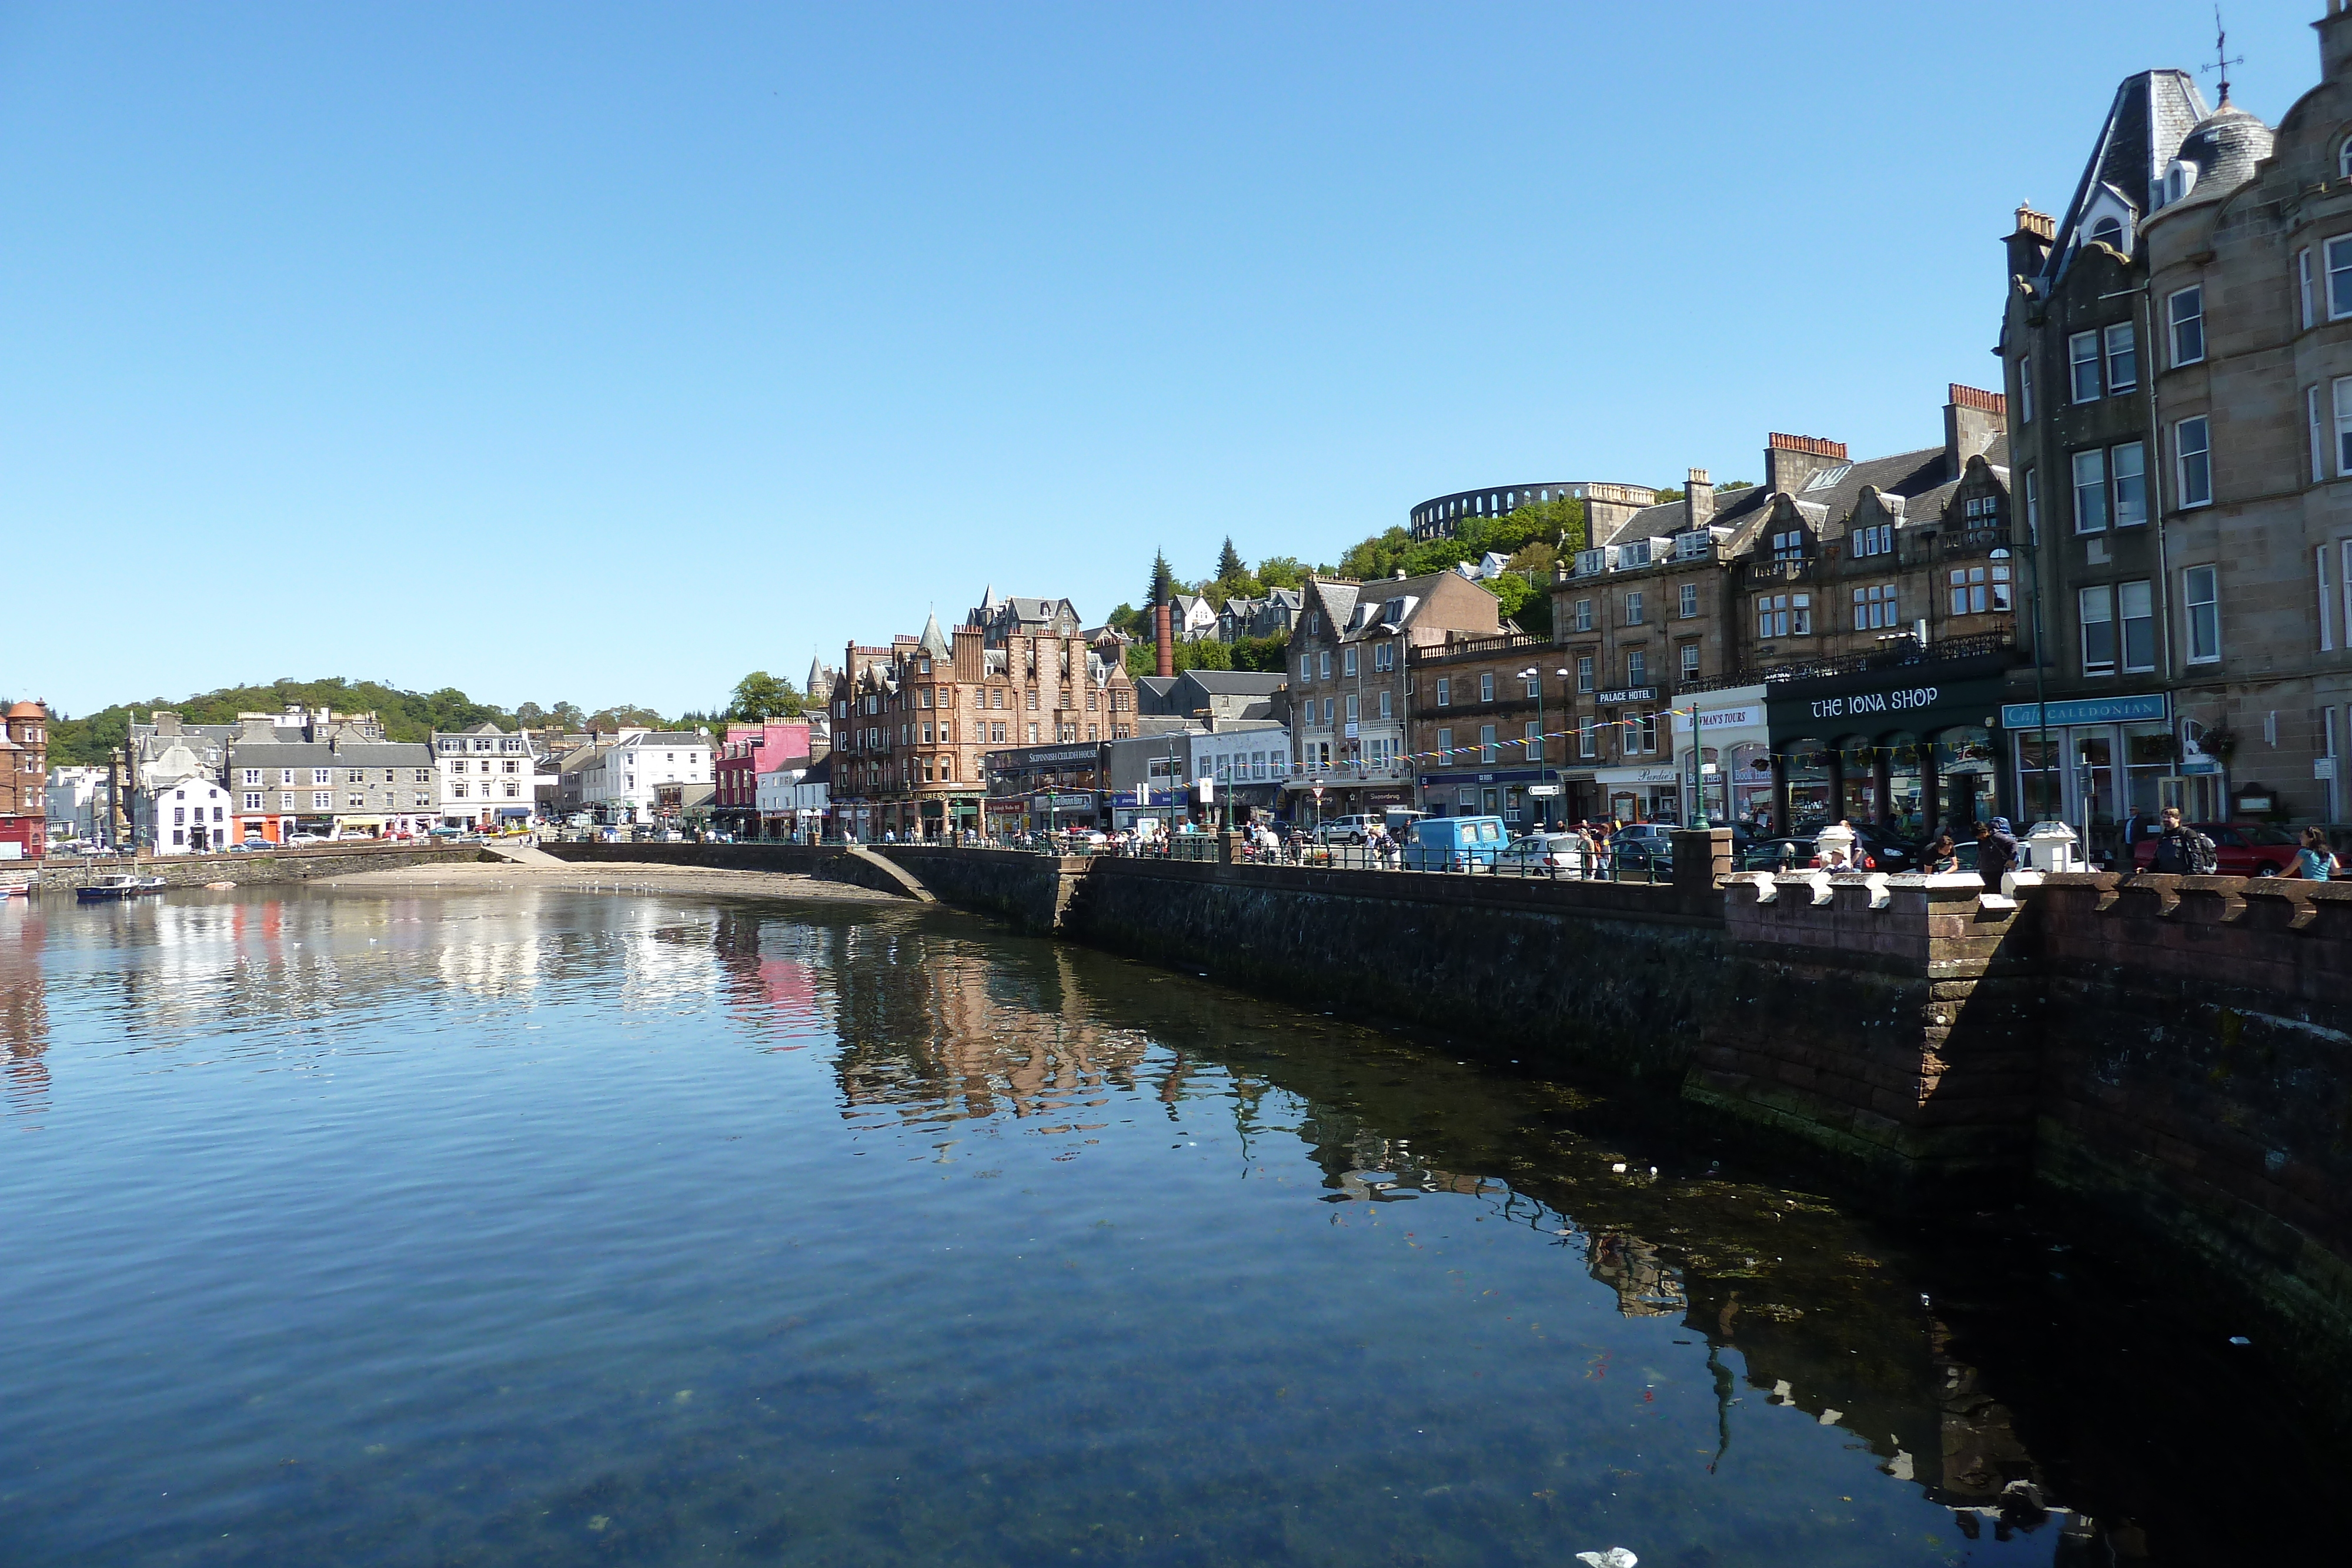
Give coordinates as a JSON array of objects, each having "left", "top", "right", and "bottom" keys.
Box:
[{"left": 1808, "top": 686, "right": 1938, "bottom": 720}]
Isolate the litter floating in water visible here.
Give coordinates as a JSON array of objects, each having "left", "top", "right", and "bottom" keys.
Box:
[
  {"left": 1576, "top": 1551, "right": 1638, "bottom": 1568},
  {"left": 1610, "top": 1162, "right": 1627, "bottom": 1174},
  {"left": 2229, "top": 1335, "right": 2252, "bottom": 1346}
]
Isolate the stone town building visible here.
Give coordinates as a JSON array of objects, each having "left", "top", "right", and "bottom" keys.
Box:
[
  {"left": 711, "top": 720, "right": 812, "bottom": 839},
  {"left": 45, "top": 765, "right": 108, "bottom": 845},
  {"left": 1550, "top": 396, "right": 2017, "bottom": 833},
  {"left": 828, "top": 608, "right": 1137, "bottom": 841},
  {"left": 0, "top": 701, "right": 50, "bottom": 859},
  {"left": 2000, "top": 13, "right": 2352, "bottom": 831},
  {"left": 1215, "top": 587, "right": 1302, "bottom": 643},
  {"left": 1287, "top": 570, "right": 1504, "bottom": 823},
  {"left": 1408, "top": 630, "right": 1567, "bottom": 828},
  {"left": 225, "top": 714, "right": 436, "bottom": 842}
]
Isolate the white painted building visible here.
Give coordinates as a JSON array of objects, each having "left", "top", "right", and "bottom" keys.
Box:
[
  {"left": 573, "top": 730, "right": 713, "bottom": 823},
  {"left": 148, "top": 774, "right": 236, "bottom": 854},
  {"left": 755, "top": 755, "right": 828, "bottom": 838},
  {"left": 46, "top": 766, "right": 108, "bottom": 844},
  {"left": 433, "top": 723, "right": 540, "bottom": 828}
]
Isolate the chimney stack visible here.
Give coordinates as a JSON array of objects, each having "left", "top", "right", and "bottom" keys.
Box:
[
  {"left": 1154, "top": 599, "right": 1174, "bottom": 678},
  {"left": 1683, "top": 467, "right": 1714, "bottom": 531},
  {"left": 1944, "top": 383, "right": 2006, "bottom": 472},
  {"left": 154, "top": 710, "right": 182, "bottom": 736},
  {"left": 2321, "top": 0, "right": 2352, "bottom": 81},
  {"left": 1764, "top": 432, "right": 1849, "bottom": 494}
]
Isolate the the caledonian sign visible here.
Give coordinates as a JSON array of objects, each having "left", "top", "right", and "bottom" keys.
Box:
[{"left": 1763, "top": 654, "right": 2010, "bottom": 741}]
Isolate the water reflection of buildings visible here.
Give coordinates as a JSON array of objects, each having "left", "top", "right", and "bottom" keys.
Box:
[{"left": 1, "top": 902, "right": 49, "bottom": 1119}]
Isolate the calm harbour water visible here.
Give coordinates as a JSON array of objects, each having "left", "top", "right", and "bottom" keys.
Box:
[{"left": 0, "top": 884, "right": 2335, "bottom": 1567}]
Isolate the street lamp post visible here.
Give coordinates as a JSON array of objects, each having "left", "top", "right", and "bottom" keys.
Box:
[{"left": 1518, "top": 665, "right": 1573, "bottom": 830}]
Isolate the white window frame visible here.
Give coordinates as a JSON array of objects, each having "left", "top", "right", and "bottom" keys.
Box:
[
  {"left": 1479, "top": 724, "right": 1497, "bottom": 764},
  {"left": 2301, "top": 248, "right": 2316, "bottom": 329},
  {"left": 2169, "top": 285, "right": 2205, "bottom": 365},
  {"left": 1575, "top": 656, "right": 1593, "bottom": 694},
  {"left": 1435, "top": 677, "right": 1449, "bottom": 707},
  {"left": 2314, "top": 384, "right": 2329, "bottom": 484},
  {"left": 2072, "top": 447, "right": 2108, "bottom": 533},
  {"left": 2079, "top": 584, "right": 2117, "bottom": 676},
  {"left": 2017, "top": 359, "right": 2034, "bottom": 424},
  {"left": 2104, "top": 322, "right": 2137, "bottom": 392},
  {"left": 1626, "top": 649, "right": 1646, "bottom": 687},
  {"left": 2069, "top": 330, "right": 2102, "bottom": 402},
  {"left": 1680, "top": 642, "right": 1700, "bottom": 680},
  {"left": 1342, "top": 647, "right": 1357, "bottom": 676},
  {"left": 1479, "top": 671, "right": 1495, "bottom": 703},
  {"left": 1625, "top": 591, "right": 1645, "bottom": 626},
  {"left": 2321, "top": 544, "right": 2337, "bottom": 654},
  {"left": 2176, "top": 416, "right": 2213, "bottom": 508},
  {"left": 2112, "top": 441, "right": 2147, "bottom": 528},
  {"left": 2183, "top": 564, "right": 2220, "bottom": 664},
  {"left": 2119, "top": 579, "right": 2155, "bottom": 673},
  {"left": 2023, "top": 467, "right": 2038, "bottom": 544},
  {"left": 1679, "top": 583, "right": 1698, "bottom": 618},
  {"left": 2331, "top": 236, "right": 2352, "bottom": 322}
]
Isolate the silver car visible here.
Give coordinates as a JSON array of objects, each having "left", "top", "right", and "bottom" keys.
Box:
[{"left": 1492, "top": 831, "right": 1593, "bottom": 877}]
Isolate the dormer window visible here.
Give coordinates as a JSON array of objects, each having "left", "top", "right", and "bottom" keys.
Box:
[
  {"left": 2092, "top": 215, "right": 2124, "bottom": 249},
  {"left": 2161, "top": 161, "right": 2197, "bottom": 207}
]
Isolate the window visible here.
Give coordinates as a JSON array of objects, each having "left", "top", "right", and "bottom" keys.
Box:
[
  {"left": 2018, "top": 359, "right": 2034, "bottom": 423},
  {"left": 2313, "top": 385, "right": 2328, "bottom": 483},
  {"left": 2069, "top": 330, "right": 2102, "bottom": 401},
  {"left": 1342, "top": 647, "right": 1358, "bottom": 676},
  {"left": 1344, "top": 694, "right": 1359, "bottom": 722},
  {"left": 1478, "top": 672, "right": 1495, "bottom": 702},
  {"left": 2176, "top": 416, "right": 2212, "bottom": 507},
  {"left": 311, "top": 790, "right": 331, "bottom": 810},
  {"left": 1579, "top": 723, "right": 1597, "bottom": 759},
  {"left": 1575, "top": 656, "right": 1593, "bottom": 693},
  {"left": 2023, "top": 468, "right": 2039, "bottom": 544},
  {"left": 2184, "top": 564, "right": 2220, "bottom": 663},
  {"left": 1378, "top": 689, "right": 1392, "bottom": 719},
  {"left": 2119, "top": 580, "right": 2155, "bottom": 673},
  {"left": 1852, "top": 522, "right": 1892, "bottom": 557},
  {"left": 1435, "top": 727, "right": 1453, "bottom": 758},
  {"left": 2079, "top": 585, "right": 2116, "bottom": 675},
  {"left": 1318, "top": 651, "right": 1331, "bottom": 679},
  {"left": 280, "top": 793, "right": 295, "bottom": 811},
  {"left": 2301, "top": 248, "right": 2316, "bottom": 328},
  {"left": 1639, "top": 713, "right": 1658, "bottom": 753},
  {"left": 2072, "top": 448, "right": 2107, "bottom": 532},
  {"left": 1374, "top": 643, "right": 1394, "bottom": 671},
  {"left": 2341, "top": 138, "right": 2352, "bottom": 179},
  {"left": 311, "top": 768, "right": 330, "bottom": 785},
  {"left": 1524, "top": 721, "right": 1541, "bottom": 762},
  {"left": 347, "top": 793, "right": 366, "bottom": 808},
  {"left": 2331, "top": 236, "right": 2352, "bottom": 320},
  {"left": 1479, "top": 724, "right": 1497, "bottom": 764},
  {"left": 452, "top": 782, "right": 469, "bottom": 799},
  {"left": 2169, "top": 286, "right": 2205, "bottom": 364},
  {"left": 1625, "top": 591, "right": 1645, "bottom": 626},
  {"left": 1770, "top": 530, "right": 1805, "bottom": 561},
  {"left": 243, "top": 792, "right": 262, "bottom": 811},
  {"left": 242, "top": 769, "right": 260, "bottom": 785},
  {"left": 2104, "top": 322, "right": 2137, "bottom": 391},
  {"left": 1521, "top": 673, "right": 1540, "bottom": 698},
  {"left": 1852, "top": 584, "right": 1899, "bottom": 630},
  {"left": 1680, "top": 643, "right": 1700, "bottom": 681},
  {"left": 1679, "top": 583, "right": 1698, "bottom": 618},
  {"left": 1322, "top": 698, "right": 1335, "bottom": 726},
  {"left": 1574, "top": 599, "right": 1593, "bottom": 632},
  {"left": 2112, "top": 442, "right": 2146, "bottom": 527},
  {"left": 1948, "top": 564, "right": 2012, "bottom": 614},
  {"left": 1435, "top": 678, "right": 1451, "bottom": 706},
  {"left": 1626, "top": 650, "right": 1646, "bottom": 687}
]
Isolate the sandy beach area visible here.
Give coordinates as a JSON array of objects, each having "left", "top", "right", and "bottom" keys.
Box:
[{"left": 319, "top": 858, "right": 908, "bottom": 905}]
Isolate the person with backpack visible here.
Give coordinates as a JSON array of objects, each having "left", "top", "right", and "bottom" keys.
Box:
[
  {"left": 2147, "top": 807, "right": 2217, "bottom": 875},
  {"left": 1973, "top": 816, "right": 2020, "bottom": 885}
]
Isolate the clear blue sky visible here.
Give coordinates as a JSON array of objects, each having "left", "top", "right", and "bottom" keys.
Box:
[{"left": 2, "top": 1, "right": 2324, "bottom": 719}]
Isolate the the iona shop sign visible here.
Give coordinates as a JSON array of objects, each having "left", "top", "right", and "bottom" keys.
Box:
[{"left": 1763, "top": 655, "right": 2009, "bottom": 744}]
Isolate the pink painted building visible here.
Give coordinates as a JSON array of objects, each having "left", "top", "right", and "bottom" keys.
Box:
[{"left": 713, "top": 721, "right": 810, "bottom": 837}]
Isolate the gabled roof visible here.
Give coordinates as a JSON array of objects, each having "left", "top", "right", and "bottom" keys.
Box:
[{"left": 2044, "top": 69, "right": 2209, "bottom": 282}]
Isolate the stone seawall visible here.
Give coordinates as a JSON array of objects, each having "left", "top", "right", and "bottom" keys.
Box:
[
  {"left": 539, "top": 842, "right": 834, "bottom": 875},
  {"left": 30, "top": 842, "right": 489, "bottom": 895},
  {"left": 1057, "top": 855, "right": 1727, "bottom": 1083}
]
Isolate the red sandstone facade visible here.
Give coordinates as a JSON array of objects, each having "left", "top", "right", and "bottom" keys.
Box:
[{"left": 0, "top": 700, "right": 50, "bottom": 860}]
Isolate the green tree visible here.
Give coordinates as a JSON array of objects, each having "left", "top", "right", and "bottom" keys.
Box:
[
  {"left": 1230, "top": 634, "right": 1291, "bottom": 672},
  {"left": 1255, "top": 555, "right": 1306, "bottom": 590},
  {"left": 1147, "top": 550, "right": 1175, "bottom": 607},
  {"left": 727, "top": 670, "right": 804, "bottom": 720},
  {"left": 1105, "top": 602, "right": 1144, "bottom": 637},
  {"left": 1215, "top": 537, "right": 1245, "bottom": 582}
]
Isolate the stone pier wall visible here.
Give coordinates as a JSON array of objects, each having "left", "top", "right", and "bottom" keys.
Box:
[{"left": 30, "top": 841, "right": 487, "bottom": 895}]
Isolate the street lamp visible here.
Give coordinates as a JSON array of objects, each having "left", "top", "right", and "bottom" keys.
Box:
[{"left": 1519, "top": 666, "right": 1573, "bottom": 829}]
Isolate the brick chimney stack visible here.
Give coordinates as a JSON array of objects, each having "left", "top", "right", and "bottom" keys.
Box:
[
  {"left": 1154, "top": 599, "right": 1174, "bottom": 678},
  {"left": 1945, "top": 383, "right": 2007, "bottom": 472},
  {"left": 1764, "top": 432, "right": 1849, "bottom": 495}
]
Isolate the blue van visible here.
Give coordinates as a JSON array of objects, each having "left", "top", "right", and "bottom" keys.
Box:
[{"left": 1401, "top": 814, "right": 1508, "bottom": 871}]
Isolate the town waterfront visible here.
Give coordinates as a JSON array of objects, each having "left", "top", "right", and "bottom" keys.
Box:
[{"left": 0, "top": 885, "right": 2333, "bottom": 1566}]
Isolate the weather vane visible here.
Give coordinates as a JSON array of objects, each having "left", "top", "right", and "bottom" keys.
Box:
[{"left": 2204, "top": 6, "right": 2244, "bottom": 105}]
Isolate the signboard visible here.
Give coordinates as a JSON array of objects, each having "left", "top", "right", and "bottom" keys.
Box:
[
  {"left": 1596, "top": 687, "right": 1657, "bottom": 705},
  {"left": 1527, "top": 784, "right": 1562, "bottom": 797},
  {"left": 1045, "top": 794, "right": 1094, "bottom": 811},
  {"left": 1672, "top": 704, "right": 1763, "bottom": 734},
  {"left": 1999, "top": 693, "right": 2169, "bottom": 728},
  {"left": 1764, "top": 657, "right": 2007, "bottom": 742},
  {"left": 1592, "top": 766, "right": 1682, "bottom": 786},
  {"left": 1343, "top": 721, "right": 1359, "bottom": 739},
  {"left": 1197, "top": 778, "right": 1215, "bottom": 803}
]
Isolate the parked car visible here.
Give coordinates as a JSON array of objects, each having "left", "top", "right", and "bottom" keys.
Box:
[
  {"left": 1743, "top": 835, "right": 1815, "bottom": 871},
  {"left": 1609, "top": 835, "right": 1675, "bottom": 877},
  {"left": 1492, "top": 832, "right": 1592, "bottom": 877},
  {"left": 1850, "top": 825, "right": 1917, "bottom": 871},
  {"left": 1317, "top": 814, "right": 1383, "bottom": 845},
  {"left": 285, "top": 833, "right": 325, "bottom": 847},
  {"left": 1400, "top": 814, "right": 1508, "bottom": 871},
  {"left": 2130, "top": 821, "right": 2300, "bottom": 876}
]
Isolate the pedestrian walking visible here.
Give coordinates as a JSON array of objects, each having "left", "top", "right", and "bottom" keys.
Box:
[
  {"left": 1925, "top": 833, "right": 1959, "bottom": 874},
  {"left": 2286, "top": 825, "right": 2340, "bottom": 880},
  {"left": 2146, "top": 807, "right": 2216, "bottom": 875},
  {"left": 1973, "top": 816, "right": 2020, "bottom": 885}
]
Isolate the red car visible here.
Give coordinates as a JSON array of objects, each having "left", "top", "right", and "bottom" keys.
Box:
[{"left": 2130, "top": 821, "right": 2301, "bottom": 877}]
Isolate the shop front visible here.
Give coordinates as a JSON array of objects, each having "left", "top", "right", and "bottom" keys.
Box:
[
  {"left": 2001, "top": 693, "right": 2182, "bottom": 855},
  {"left": 1764, "top": 657, "right": 2010, "bottom": 840},
  {"left": 1669, "top": 688, "right": 1769, "bottom": 830},
  {"left": 1592, "top": 765, "right": 1684, "bottom": 824},
  {"left": 1414, "top": 767, "right": 1548, "bottom": 827}
]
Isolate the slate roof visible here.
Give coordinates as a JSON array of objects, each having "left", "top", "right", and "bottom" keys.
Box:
[
  {"left": 2046, "top": 69, "right": 2208, "bottom": 282},
  {"left": 223, "top": 740, "right": 434, "bottom": 768},
  {"left": 1599, "top": 434, "right": 2010, "bottom": 557}
]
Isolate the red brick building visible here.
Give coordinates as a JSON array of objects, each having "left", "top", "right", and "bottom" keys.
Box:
[
  {"left": 0, "top": 700, "right": 51, "bottom": 860},
  {"left": 711, "top": 720, "right": 812, "bottom": 838}
]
